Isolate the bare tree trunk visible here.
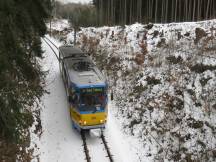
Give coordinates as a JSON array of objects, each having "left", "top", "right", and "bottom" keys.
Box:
[
  {"left": 124, "top": 0, "right": 127, "bottom": 24},
  {"left": 113, "top": 0, "right": 116, "bottom": 25},
  {"left": 120, "top": 0, "right": 123, "bottom": 25},
  {"left": 129, "top": 0, "right": 132, "bottom": 24},
  {"left": 139, "top": 0, "right": 142, "bottom": 22},
  {"left": 192, "top": 0, "right": 196, "bottom": 21},
  {"left": 99, "top": 0, "right": 103, "bottom": 25},
  {"left": 111, "top": 0, "right": 114, "bottom": 25},
  {"left": 161, "top": 0, "right": 164, "bottom": 22},
  {"left": 171, "top": 0, "right": 175, "bottom": 22},
  {"left": 213, "top": 0, "right": 216, "bottom": 18},
  {"left": 206, "top": 0, "right": 210, "bottom": 19},
  {"left": 136, "top": 0, "right": 139, "bottom": 22},
  {"left": 197, "top": 0, "right": 200, "bottom": 21},
  {"left": 179, "top": 0, "right": 182, "bottom": 21},
  {"left": 150, "top": 0, "right": 154, "bottom": 22},
  {"left": 188, "top": 0, "right": 192, "bottom": 21},
  {"left": 184, "top": 0, "right": 188, "bottom": 21},
  {"left": 165, "top": 0, "right": 169, "bottom": 22},
  {"left": 155, "top": 0, "right": 158, "bottom": 23},
  {"left": 175, "top": 0, "right": 178, "bottom": 22},
  {"left": 148, "top": 0, "right": 150, "bottom": 21}
]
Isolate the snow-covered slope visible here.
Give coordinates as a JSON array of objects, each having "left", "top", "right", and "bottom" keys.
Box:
[{"left": 63, "top": 20, "right": 216, "bottom": 161}]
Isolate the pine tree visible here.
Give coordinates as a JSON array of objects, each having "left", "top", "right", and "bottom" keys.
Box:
[
  {"left": 69, "top": 5, "right": 97, "bottom": 44},
  {"left": 0, "top": 0, "right": 51, "bottom": 142}
]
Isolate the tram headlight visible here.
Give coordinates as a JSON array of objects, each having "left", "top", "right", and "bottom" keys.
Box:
[
  {"left": 79, "top": 120, "right": 87, "bottom": 125},
  {"left": 100, "top": 119, "right": 104, "bottom": 123},
  {"left": 83, "top": 121, "right": 87, "bottom": 125},
  {"left": 79, "top": 120, "right": 82, "bottom": 125}
]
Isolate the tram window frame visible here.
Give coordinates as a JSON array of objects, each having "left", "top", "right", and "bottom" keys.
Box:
[
  {"left": 69, "top": 88, "right": 74, "bottom": 101},
  {"left": 69, "top": 87, "right": 79, "bottom": 107},
  {"left": 62, "top": 64, "right": 67, "bottom": 82},
  {"left": 78, "top": 88, "right": 106, "bottom": 112},
  {"left": 59, "top": 51, "right": 64, "bottom": 60},
  {"left": 59, "top": 52, "right": 61, "bottom": 59},
  {"left": 71, "top": 93, "right": 79, "bottom": 105}
]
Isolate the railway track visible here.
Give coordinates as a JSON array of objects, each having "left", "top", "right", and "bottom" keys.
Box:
[
  {"left": 42, "top": 36, "right": 59, "bottom": 60},
  {"left": 81, "top": 131, "right": 91, "bottom": 162},
  {"left": 44, "top": 36, "right": 59, "bottom": 49},
  {"left": 100, "top": 131, "right": 114, "bottom": 162},
  {"left": 81, "top": 130, "right": 114, "bottom": 162},
  {"left": 43, "top": 36, "right": 114, "bottom": 162}
]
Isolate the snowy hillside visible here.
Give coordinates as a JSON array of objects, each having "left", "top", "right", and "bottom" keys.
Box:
[{"left": 50, "top": 19, "right": 216, "bottom": 161}]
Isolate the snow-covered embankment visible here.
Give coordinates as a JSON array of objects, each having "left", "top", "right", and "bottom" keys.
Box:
[{"left": 66, "top": 20, "right": 216, "bottom": 161}]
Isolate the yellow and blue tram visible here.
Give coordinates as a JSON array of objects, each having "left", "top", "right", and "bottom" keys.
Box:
[{"left": 59, "top": 45, "right": 108, "bottom": 131}]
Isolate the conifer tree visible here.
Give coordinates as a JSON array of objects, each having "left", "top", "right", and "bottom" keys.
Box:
[
  {"left": 69, "top": 5, "right": 97, "bottom": 44},
  {"left": 0, "top": 0, "right": 51, "bottom": 142}
]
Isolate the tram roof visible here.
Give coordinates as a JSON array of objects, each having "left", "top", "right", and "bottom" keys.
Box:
[
  {"left": 59, "top": 45, "right": 86, "bottom": 58},
  {"left": 59, "top": 45, "right": 107, "bottom": 88}
]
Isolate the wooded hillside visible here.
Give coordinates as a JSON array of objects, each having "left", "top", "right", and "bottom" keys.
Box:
[{"left": 93, "top": 0, "right": 216, "bottom": 25}]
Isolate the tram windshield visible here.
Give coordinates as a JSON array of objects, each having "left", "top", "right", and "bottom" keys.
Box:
[{"left": 79, "top": 87, "right": 106, "bottom": 112}]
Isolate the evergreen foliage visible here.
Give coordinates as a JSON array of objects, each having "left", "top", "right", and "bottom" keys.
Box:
[
  {"left": 69, "top": 5, "right": 97, "bottom": 29},
  {"left": 55, "top": 3, "right": 97, "bottom": 44},
  {"left": 0, "top": 0, "right": 51, "bottom": 142},
  {"left": 54, "top": 2, "right": 97, "bottom": 28}
]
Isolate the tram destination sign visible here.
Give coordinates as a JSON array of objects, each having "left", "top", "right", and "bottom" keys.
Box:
[{"left": 81, "top": 88, "right": 103, "bottom": 93}]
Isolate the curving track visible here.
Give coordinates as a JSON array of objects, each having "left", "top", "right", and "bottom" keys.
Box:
[{"left": 42, "top": 36, "right": 115, "bottom": 162}]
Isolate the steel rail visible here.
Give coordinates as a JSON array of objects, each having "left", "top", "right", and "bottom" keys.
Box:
[
  {"left": 42, "top": 37, "right": 59, "bottom": 61},
  {"left": 44, "top": 36, "right": 114, "bottom": 162},
  {"left": 100, "top": 131, "right": 114, "bottom": 162},
  {"left": 81, "top": 131, "right": 91, "bottom": 162},
  {"left": 44, "top": 36, "right": 59, "bottom": 50}
]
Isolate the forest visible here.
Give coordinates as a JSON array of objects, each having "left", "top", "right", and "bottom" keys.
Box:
[{"left": 93, "top": 0, "right": 216, "bottom": 25}]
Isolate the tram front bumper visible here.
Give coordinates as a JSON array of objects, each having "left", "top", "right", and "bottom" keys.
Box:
[{"left": 79, "top": 123, "right": 106, "bottom": 130}]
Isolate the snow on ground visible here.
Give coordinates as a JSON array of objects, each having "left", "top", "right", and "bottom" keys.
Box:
[
  {"left": 40, "top": 37, "right": 85, "bottom": 162},
  {"left": 63, "top": 20, "right": 216, "bottom": 161},
  {"left": 37, "top": 35, "right": 138, "bottom": 162},
  {"left": 107, "top": 102, "right": 142, "bottom": 162},
  {"left": 49, "top": 19, "right": 70, "bottom": 32},
  {"left": 46, "top": 19, "right": 216, "bottom": 161},
  {"left": 57, "top": 0, "right": 91, "bottom": 4}
]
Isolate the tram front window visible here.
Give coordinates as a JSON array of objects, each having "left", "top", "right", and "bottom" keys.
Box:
[{"left": 79, "top": 88, "right": 106, "bottom": 112}]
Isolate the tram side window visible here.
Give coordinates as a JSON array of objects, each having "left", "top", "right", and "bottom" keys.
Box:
[
  {"left": 69, "top": 89, "right": 79, "bottom": 108},
  {"left": 71, "top": 94, "right": 78, "bottom": 104},
  {"left": 63, "top": 66, "right": 67, "bottom": 81},
  {"left": 59, "top": 52, "right": 61, "bottom": 59},
  {"left": 59, "top": 52, "right": 62, "bottom": 59}
]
